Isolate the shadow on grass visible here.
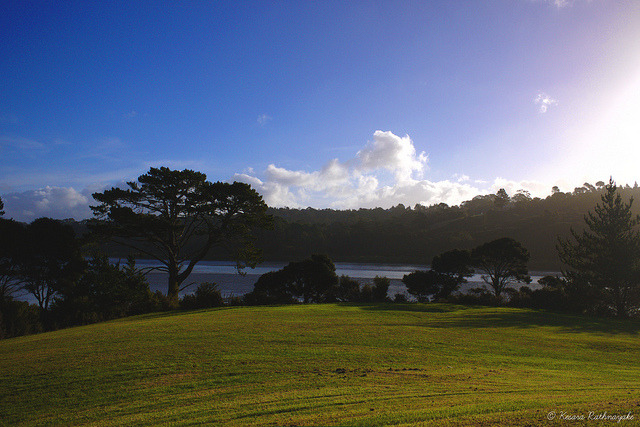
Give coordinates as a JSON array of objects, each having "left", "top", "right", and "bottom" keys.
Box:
[
  {"left": 356, "top": 303, "right": 640, "bottom": 335},
  {"left": 343, "top": 302, "right": 472, "bottom": 314},
  {"left": 119, "top": 306, "right": 236, "bottom": 322}
]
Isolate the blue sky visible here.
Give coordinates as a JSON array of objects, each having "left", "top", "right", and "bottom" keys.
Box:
[{"left": 2, "top": 1, "right": 640, "bottom": 220}]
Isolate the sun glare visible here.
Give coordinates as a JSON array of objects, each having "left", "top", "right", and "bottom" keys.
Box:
[{"left": 569, "top": 65, "right": 640, "bottom": 186}]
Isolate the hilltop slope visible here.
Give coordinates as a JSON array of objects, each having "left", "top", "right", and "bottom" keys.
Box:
[{"left": 1, "top": 304, "right": 639, "bottom": 426}]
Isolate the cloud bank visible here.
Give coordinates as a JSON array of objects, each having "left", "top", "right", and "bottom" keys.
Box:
[
  {"left": 2, "top": 187, "right": 93, "bottom": 221},
  {"left": 234, "top": 131, "right": 549, "bottom": 210},
  {"left": 1, "top": 131, "right": 555, "bottom": 221}
]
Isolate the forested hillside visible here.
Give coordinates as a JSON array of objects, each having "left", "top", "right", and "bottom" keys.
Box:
[
  {"left": 252, "top": 182, "right": 640, "bottom": 269},
  {"left": 77, "top": 181, "right": 640, "bottom": 270}
]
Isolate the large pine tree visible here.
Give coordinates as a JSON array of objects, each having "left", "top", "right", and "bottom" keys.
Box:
[
  {"left": 558, "top": 179, "right": 640, "bottom": 317},
  {"left": 91, "top": 167, "right": 271, "bottom": 307}
]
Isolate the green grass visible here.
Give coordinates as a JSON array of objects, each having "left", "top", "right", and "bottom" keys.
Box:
[{"left": 1, "top": 304, "right": 640, "bottom": 426}]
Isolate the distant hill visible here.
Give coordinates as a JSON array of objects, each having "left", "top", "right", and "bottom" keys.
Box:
[
  {"left": 73, "top": 182, "right": 640, "bottom": 270},
  {"left": 254, "top": 183, "right": 640, "bottom": 269}
]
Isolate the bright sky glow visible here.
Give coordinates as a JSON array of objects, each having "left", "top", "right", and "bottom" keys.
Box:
[{"left": 1, "top": 1, "right": 640, "bottom": 220}]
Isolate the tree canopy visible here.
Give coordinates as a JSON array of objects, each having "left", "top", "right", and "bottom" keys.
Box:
[
  {"left": 402, "top": 249, "right": 473, "bottom": 302},
  {"left": 91, "top": 167, "right": 271, "bottom": 306},
  {"left": 20, "top": 218, "right": 84, "bottom": 312},
  {"left": 0, "top": 219, "right": 26, "bottom": 303},
  {"left": 247, "top": 254, "right": 339, "bottom": 304},
  {"left": 558, "top": 179, "right": 640, "bottom": 317},
  {"left": 471, "top": 237, "right": 530, "bottom": 298}
]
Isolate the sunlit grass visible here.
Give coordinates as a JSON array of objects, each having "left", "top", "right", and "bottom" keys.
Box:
[{"left": 1, "top": 304, "right": 639, "bottom": 426}]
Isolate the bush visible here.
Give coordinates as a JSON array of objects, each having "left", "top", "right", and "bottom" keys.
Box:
[
  {"left": 180, "top": 283, "right": 224, "bottom": 310},
  {"left": 393, "top": 293, "right": 407, "bottom": 303},
  {"left": 226, "top": 295, "right": 244, "bottom": 306},
  {"left": 52, "top": 255, "right": 154, "bottom": 327},
  {"left": 244, "top": 270, "right": 297, "bottom": 305},
  {"left": 337, "top": 275, "right": 360, "bottom": 302},
  {"left": 372, "top": 276, "right": 390, "bottom": 302},
  {"left": 246, "top": 255, "right": 339, "bottom": 305},
  {"left": 0, "top": 299, "right": 42, "bottom": 339},
  {"left": 446, "top": 287, "right": 499, "bottom": 306},
  {"left": 359, "top": 284, "right": 373, "bottom": 302},
  {"left": 148, "top": 291, "right": 172, "bottom": 312}
]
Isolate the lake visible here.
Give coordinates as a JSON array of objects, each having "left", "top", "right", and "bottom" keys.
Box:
[
  {"left": 14, "top": 259, "right": 557, "bottom": 304},
  {"left": 135, "top": 260, "right": 556, "bottom": 300}
]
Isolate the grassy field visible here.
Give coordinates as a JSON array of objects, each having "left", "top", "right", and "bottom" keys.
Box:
[{"left": 1, "top": 303, "right": 640, "bottom": 426}]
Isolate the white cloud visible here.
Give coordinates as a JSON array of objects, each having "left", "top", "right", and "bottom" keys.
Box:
[
  {"left": 538, "top": 0, "right": 582, "bottom": 8},
  {"left": 257, "top": 114, "right": 272, "bottom": 126},
  {"left": 0, "top": 131, "right": 560, "bottom": 221},
  {"left": 236, "top": 130, "right": 504, "bottom": 209},
  {"left": 3, "top": 186, "right": 93, "bottom": 221},
  {"left": 234, "top": 131, "right": 561, "bottom": 210},
  {"left": 535, "top": 92, "right": 558, "bottom": 113},
  {"left": 489, "top": 177, "right": 550, "bottom": 198},
  {"left": 233, "top": 173, "right": 300, "bottom": 207},
  {"left": 356, "top": 131, "right": 427, "bottom": 182},
  {"left": 336, "top": 179, "right": 485, "bottom": 210},
  {"left": 453, "top": 173, "right": 470, "bottom": 183}
]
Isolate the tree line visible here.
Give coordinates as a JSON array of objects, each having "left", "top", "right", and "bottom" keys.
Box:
[
  {"left": 68, "top": 178, "right": 640, "bottom": 269},
  {"left": 1, "top": 169, "right": 639, "bottom": 338},
  {"left": 245, "top": 179, "right": 640, "bottom": 318},
  {"left": 0, "top": 167, "right": 271, "bottom": 337},
  {"left": 252, "top": 180, "right": 640, "bottom": 269}
]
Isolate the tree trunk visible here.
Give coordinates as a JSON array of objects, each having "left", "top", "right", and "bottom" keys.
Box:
[
  {"left": 167, "top": 263, "right": 180, "bottom": 309},
  {"left": 616, "top": 304, "right": 628, "bottom": 318},
  {"left": 613, "top": 285, "right": 628, "bottom": 318},
  {"left": 615, "top": 296, "right": 627, "bottom": 319},
  {"left": 492, "top": 276, "right": 502, "bottom": 297}
]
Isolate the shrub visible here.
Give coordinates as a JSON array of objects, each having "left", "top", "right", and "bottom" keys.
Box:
[
  {"left": 0, "top": 299, "right": 42, "bottom": 339},
  {"left": 393, "top": 293, "right": 407, "bottom": 303},
  {"left": 372, "top": 276, "right": 390, "bottom": 302},
  {"left": 181, "top": 283, "right": 224, "bottom": 310}
]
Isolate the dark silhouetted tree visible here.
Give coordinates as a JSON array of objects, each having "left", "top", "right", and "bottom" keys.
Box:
[
  {"left": 471, "top": 237, "right": 531, "bottom": 298},
  {"left": 558, "top": 179, "right": 640, "bottom": 317},
  {"left": 285, "top": 254, "right": 339, "bottom": 303},
  {"left": 91, "top": 167, "right": 271, "bottom": 307},
  {"left": 246, "top": 270, "right": 296, "bottom": 305},
  {"left": 0, "top": 196, "right": 4, "bottom": 216},
  {"left": 402, "top": 270, "right": 441, "bottom": 302},
  {"left": 372, "top": 276, "right": 390, "bottom": 302},
  {"left": 431, "top": 249, "right": 473, "bottom": 298},
  {"left": 53, "top": 255, "right": 152, "bottom": 325},
  {"left": 494, "top": 188, "right": 510, "bottom": 209},
  {"left": 20, "top": 218, "right": 84, "bottom": 314},
  {"left": 180, "top": 282, "right": 224, "bottom": 309},
  {"left": 0, "top": 219, "right": 26, "bottom": 303},
  {"left": 461, "top": 194, "right": 495, "bottom": 214},
  {"left": 512, "top": 189, "right": 532, "bottom": 204},
  {"left": 403, "top": 249, "right": 473, "bottom": 302},
  {"left": 337, "top": 275, "right": 360, "bottom": 302},
  {"left": 246, "top": 254, "right": 339, "bottom": 304},
  {"left": 574, "top": 186, "right": 587, "bottom": 195}
]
